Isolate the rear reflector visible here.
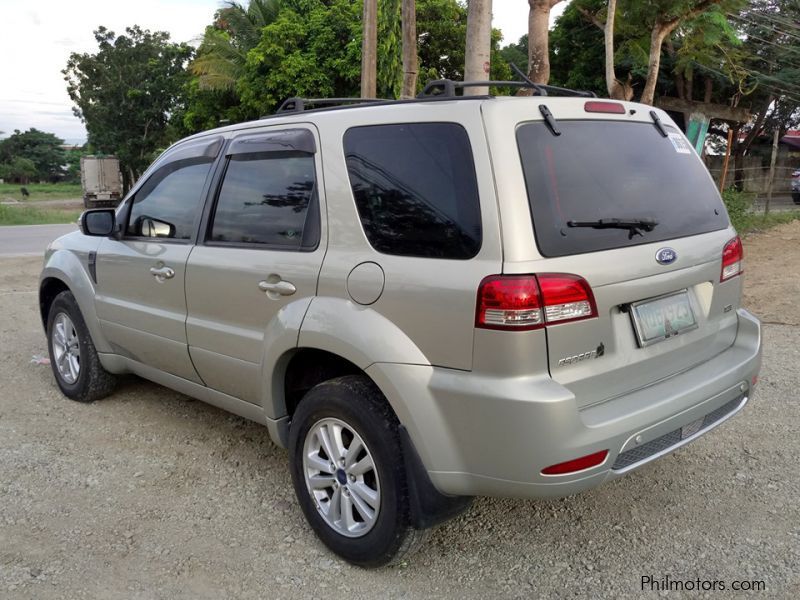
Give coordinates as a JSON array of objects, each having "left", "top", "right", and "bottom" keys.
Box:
[
  {"left": 541, "top": 450, "right": 609, "bottom": 475},
  {"left": 721, "top": 236, "right": 744, "bottom": 282},
  {"left": 584, "top": 101, "right": 626, "bottom": 114},
  {"left": 476, "top": 273, "right": 597, "bottom": 331}
]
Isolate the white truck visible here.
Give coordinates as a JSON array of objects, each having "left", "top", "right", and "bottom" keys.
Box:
[{"left": 80, "top": 156, "right": 123, "bottom": 208}]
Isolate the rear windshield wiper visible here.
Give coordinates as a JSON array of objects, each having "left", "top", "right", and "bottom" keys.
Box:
[{"left": 567, "top": 218, "right": 659, "bottom": 239}]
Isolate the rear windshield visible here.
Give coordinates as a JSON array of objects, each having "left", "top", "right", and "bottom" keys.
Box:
[{"left": 516, "top": 120, "right": 728, "bottom": 257}]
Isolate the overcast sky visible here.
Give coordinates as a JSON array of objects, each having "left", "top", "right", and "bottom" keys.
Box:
[{"left": 0, "top": 0, "right": 568, "bottom": 145}]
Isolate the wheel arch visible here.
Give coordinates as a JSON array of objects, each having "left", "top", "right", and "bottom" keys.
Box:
[{"left": 40, "top": 252, "right": 112, "bottom": 354}]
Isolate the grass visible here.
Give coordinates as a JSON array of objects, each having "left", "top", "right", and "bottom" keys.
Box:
[
  {"left": 722, "top": 189, "right": 800, "bottom": 233},
  {"left": 0, "top": 204, "right": 81, "bottom": 226},
  {"left": 738, "top": 210, "right": 800, "bottom": 233},
  {"left": 0, "top": 182, "right": 82, "bottom": 201}
]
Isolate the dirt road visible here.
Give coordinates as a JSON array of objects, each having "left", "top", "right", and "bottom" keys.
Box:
[{"left": 1, "top": 224, "right": 799, "bottom": 599}]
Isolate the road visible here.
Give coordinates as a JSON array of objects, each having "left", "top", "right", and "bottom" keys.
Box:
[
  {"left": 0, "top": 224, "right": 77, "bottom": 257},
  {"left": 1, "top": 223, "right": 798, "bottom": 598}
]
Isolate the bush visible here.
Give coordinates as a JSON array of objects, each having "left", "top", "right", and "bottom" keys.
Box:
[{"left": 721, "top": 189, "right": 754, "bottom": 232}]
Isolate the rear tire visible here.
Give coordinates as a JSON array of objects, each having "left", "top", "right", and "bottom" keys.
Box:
[
  {"left": 288, "top": 375, "right": 424, "bottom": 567},
  {"left": 792, "top": 191, "right": 800, "bottom": 205},
  {"left": 46, "top": 291, "right": 116, "bottom": 402}
]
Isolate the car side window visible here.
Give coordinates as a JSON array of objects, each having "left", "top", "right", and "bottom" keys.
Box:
[
  {"left": 343, "top": 122, "right": 482, "bottom": 259},
  {"left": 208, "top": 151, "right": 319, "bottom": 250},
  {"left": 126, "top": 156, "right": 215, "bottom": 241}
]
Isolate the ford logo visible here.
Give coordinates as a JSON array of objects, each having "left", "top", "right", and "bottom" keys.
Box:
[{"left": 655, "top": 247, "right": 677, "bottom": 265}]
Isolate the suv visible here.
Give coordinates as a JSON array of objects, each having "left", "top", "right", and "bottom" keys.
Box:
[{"left": 39, "top": 81, "right": 762, "bottom": 567}]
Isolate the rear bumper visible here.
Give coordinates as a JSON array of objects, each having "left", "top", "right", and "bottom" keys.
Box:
[{"left": 367, "top": 309, "right": 762, "bottom": 498}]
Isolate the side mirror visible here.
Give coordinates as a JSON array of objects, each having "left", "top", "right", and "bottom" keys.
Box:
[
  {"left": 135, "top": 216, "right": 176, "bottom": 238},
  {"left": 80, "top": 209, "right": 116, "bottom": 237}
]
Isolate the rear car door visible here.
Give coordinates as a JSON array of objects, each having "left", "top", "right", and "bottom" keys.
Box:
[
  {"left": 94, "top": 137, "right": 222, "bottom": 382},
  {"left": 184, "top": 126, "right": 325, "bottom": 403}
]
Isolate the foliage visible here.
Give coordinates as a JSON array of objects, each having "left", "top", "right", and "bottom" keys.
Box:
[
  {"left": 721, "top": 188, "right": 753, "bottom": 231},
  {"left": 549, "top": 1, "right": 607, "bottom": 95},
  {"left": 237, "top": 0, "right": 363, "bottom": 118},
  {"left": 0, "top": 157, "right": 38, "bottom": 184},
  {"left": 0, "top": 204, "right": 81, "bottom": 226},
  {"left": 498, "top": 34, "right": 528, "bottom": 74},
  {"left": 0, "top": 129, "right": 66, "bottom": 182},
  {"left": 64, "top": 26, "right": 193, "bottom": 188}
]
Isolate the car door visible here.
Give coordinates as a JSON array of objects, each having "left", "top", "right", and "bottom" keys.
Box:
[
  {"left": 184, "top": 126, "right": 325, "bottom": 403},
  {"left": 94, "top": 136, "right": 223, "bottom": 383}
]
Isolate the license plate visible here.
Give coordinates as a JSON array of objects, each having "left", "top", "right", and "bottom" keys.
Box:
[{"left": 629, "top": 290, "right": 697, "bottom": 347}]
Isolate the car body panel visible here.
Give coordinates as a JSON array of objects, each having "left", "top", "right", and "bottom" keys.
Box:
[{"left": 39, "top": 95, "right": 762, "bottom": 502}]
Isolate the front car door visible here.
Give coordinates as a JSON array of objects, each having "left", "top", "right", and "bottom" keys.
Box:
[
  {"left": 184, "top": 126, "right": 325, "bottom": 403},
  {"left": 94, "top": 136, "right": 222, "bottom": 382}
]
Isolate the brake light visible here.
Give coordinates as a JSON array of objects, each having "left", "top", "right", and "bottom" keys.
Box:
[
  {"left": 721, "top": 236, "right": 743, "bottom": 282},
  {"left": 476, "top": 273, "right": 597, "bottom": 330},
  {"left": 584, "top": 101, "right": 626, "bottom": 114},
  {"left": 541, "top": 450, "right": 609, "bottom": 475}
]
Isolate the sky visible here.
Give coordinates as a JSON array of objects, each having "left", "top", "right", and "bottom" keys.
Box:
[{"left": 0, "top": 0, "right": 569, "bottom": 145}]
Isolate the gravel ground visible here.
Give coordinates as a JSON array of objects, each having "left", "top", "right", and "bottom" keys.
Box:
[{"left": 1, "top": 229, "right": 799, "bottom": 599}]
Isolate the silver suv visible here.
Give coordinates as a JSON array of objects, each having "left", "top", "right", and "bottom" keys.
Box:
[{"left": 39, "top": 81, "right": 762, "bottom": 567}]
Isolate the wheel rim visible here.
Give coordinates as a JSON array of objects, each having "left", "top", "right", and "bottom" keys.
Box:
[
  {"left": 302, "top": 417, "right": 381, "bottom": 538},
  {"left": 51, "top": 312, "right": 80, "bottom": 384}
]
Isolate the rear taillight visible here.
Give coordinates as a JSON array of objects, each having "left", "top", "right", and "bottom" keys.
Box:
[
  {"left": 476, "top": 273, "right": 597, "bottom": 331},
  {"left": 721, "top": 236, "right": 743, "bottom": 282},
  {"left": 537, "top": 274, "right": 598, "bottom": 324},
  {"left": 476, "top": 275, "right": 543, "bottom": 330}
]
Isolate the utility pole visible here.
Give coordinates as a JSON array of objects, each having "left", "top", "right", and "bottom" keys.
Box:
[
  {"left": 464, "top": 0, "right": 492, "bottom": 96},
  {"left": 361, "top": 0, "right": 378, "bottom": 99},
  {"left": 401, "top": 0, "right": 418, "bottom": 99},
  {"left": 764, "top": 125, "right": 780, "bottom": 215}
]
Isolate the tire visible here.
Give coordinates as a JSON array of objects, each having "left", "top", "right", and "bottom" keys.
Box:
[
  {"left": 792, "top": 191, "right": 800, "bottom": 205},
  {"left": 288, "top": 375, "right": 426, "bottom": 567},
  {"left": 46, "top": 290, "right": 116, "bottom": 402}
]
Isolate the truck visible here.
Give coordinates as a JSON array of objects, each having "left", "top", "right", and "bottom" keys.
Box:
[{"left": 80, "top": 156, "right": 123, "bottom": 209}]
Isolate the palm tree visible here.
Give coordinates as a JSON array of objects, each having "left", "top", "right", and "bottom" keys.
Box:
[{"left": 191, "top": 0, "right": 281, "bottom": 91}]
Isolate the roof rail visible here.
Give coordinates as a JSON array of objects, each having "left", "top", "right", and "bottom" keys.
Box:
[{"left": 275, "top": 97, "right": 388, "bottom": 114}]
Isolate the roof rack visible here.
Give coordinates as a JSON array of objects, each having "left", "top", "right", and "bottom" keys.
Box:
[
  {"left": 418, "top": 79, "right": 596, "bottom": 99},
  {"left": 275, "top": 97, "right": 388, "bottom": 114},
  {"left": 418, "top": 63, "right": 596, "bottom": 99}
]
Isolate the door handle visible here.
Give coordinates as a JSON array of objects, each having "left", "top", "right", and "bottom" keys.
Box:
[
  {"left": 258, "top": 279, "right": 296, "bottom": 297},
  {"left": 150, "top": 265, "right": 175, "bottom": 281}
]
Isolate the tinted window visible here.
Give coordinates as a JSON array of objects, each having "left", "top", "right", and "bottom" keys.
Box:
[
  {"left": 127, "top": 157, "right": 213, "bottom": 240},
  {"left": 516, "top": 120, "right": 728, "bottom": 257},
  {"left": 210, "top": 152, "right": 317, "bottom": 249},
  {"left": 344, "top": 123, "right": 482, "bottom": 259}
]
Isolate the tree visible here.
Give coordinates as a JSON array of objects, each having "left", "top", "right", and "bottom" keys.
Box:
[
  {"left": 64, "top": 26, "right": 193, "bottom": 190},
  {"left": 465, "top": 0, "right": 492, "bottom": 95},
  {"left": 0, "top": 128, "right": 66, "bottom": 181},
  {"left": 362, "top": 0, "right": 378, "bottom": 97},
  {"left": 237, "top": 0, "right": 362, "bottom": 116},
  {"left": 528, "top": 0, "right": 565, "bottom": 84},
  {"left": 0, "top": 157, "right": 38, "bottom": 184},
  {"left": 402, "top": 0, "right": 419, "bottom": 98}
]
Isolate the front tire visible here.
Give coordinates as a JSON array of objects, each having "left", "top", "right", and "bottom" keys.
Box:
[
  {"left": 792, "top": 191, "right": 800, "bottom": 205},
  {"left": 46, "top": 290, "right": 116, "bottom": 402},
  {"left": 288, "top": 375, "right": 425, "bottom": 567}
]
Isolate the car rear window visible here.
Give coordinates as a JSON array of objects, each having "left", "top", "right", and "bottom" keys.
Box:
[
  {"left": 344, "top": 123, "right": 482, "bottom": 259},
  {"left": 516, "top": 120, "right": 728, "bottom": 257}
]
